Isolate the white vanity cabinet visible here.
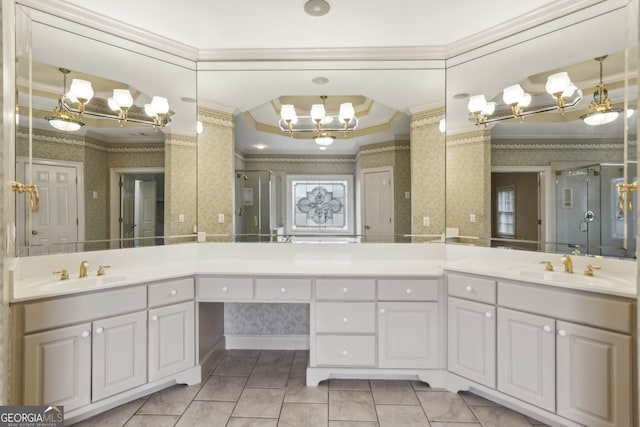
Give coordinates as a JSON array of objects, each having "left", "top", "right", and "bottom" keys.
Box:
[{"left": 377, "top": 279, "right": 439, "bottom": 369}]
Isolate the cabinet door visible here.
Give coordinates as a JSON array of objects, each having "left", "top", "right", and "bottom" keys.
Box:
[
  {"left": 447, "top": 297, "right": 495, "bottom": 388},
  {"left": 92, "top": 311, "right": 147, "bottom": 401},
  {"left": 556, "top": 321, "right": 632, "bottom": 427},
  {"left": 148, "top": 301, "right": 195, "bottom": 381},
  {"left": 497, "top": 308, "right": 555, "bottom": 412},
  {"left": 378, "top": 302, "right": 438, "bottom": 369},
  {"left": 23, "top": 323, "right": 92, "bottom": 411}
]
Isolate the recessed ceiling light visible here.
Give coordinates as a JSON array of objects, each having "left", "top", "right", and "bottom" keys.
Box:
[
  {"left": 255, "top": 144, "right": 266, "bottom": 150},
  {"left": 312, "top": 76, "right": 330, "bottom": 85},
  {"left": 304, "top": 0, "right": 330, "bottom": 16},
  {"left": 453, "top": 93, "right": 470, "bottom": 100}
]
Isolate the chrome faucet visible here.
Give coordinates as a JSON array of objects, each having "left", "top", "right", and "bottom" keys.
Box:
[
  {"left": 79, "top": 260, "right": 89, "bottom": 278},
  {"left": 560, "top": 255, "right": 573, "bottom": 273}
]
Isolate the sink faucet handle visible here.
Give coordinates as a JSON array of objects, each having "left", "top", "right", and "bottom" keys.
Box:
[
  {"left": 53, "top": 269, "right": 69, "bottom": 281},
  {"left": 539, "top": 261, "right": 554, "bottom": 271},
  {"left": 97, "top": 265, "right": 111, "bottom": 276},
  {"left": 584, "top": 264, "right": 601, "bottom": 276}
]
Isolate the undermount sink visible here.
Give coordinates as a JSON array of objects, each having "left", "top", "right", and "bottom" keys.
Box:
[
  {"left": 23, "top": 275, "right": 127, "bottom": 292},
  {"left": 513, "top": 269, "right": 633, "bottom": 288}
]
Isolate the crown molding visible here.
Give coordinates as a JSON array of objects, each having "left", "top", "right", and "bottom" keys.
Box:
[{"left": 492, "top": 142, "right": 624, "bottom": 150}]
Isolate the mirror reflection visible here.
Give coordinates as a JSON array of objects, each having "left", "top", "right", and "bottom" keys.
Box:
[
  {"left": 445, "top": 3, "right": 637, "bottom": 258},
  {"left": 15, "top": 7, "right": 198, "bottom": 256}
]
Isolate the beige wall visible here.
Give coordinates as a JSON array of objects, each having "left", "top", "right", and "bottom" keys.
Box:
[
  {"left": 492, "top": 139, "right": 624, "bottom": 166},
  {"left": 197, "top": 107, "right": 234, "bottom": 241},
  {"left": 165, "top": 134, "right": 197, "bottom": 241},
  {"left": 411, "top": 107, "right": 445, "bottom": 242}
]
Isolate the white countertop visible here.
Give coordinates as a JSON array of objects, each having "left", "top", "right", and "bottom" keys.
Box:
[{"left": 8, "top": 243, "right": 638, "bottom": 302}]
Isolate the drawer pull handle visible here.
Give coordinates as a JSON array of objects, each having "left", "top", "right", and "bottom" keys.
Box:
[
  {"left": 405, "top": 288, "right": 413, "bottom": 294},
  {"left": 341, "top": 349, "right": 348, "bottom": 356},
  {"left": 95, "top": 327, "right": 104, "bottom": 334},
  {"left": 380, "top": 308, "right": 386, "bottom": 314},
  {"left": 485, "top": 312, "right": 492, "bottom": 319},
  {"left": 280, "top": 287, "right": 287, "bottom": 293},
  {"left": 152, "top": 315, "right": 159, "bottom": 322},
  {"left": 222, "top": 286, "right": 228, "bottom": 293},
  {"left": 558, "top": 329, "right": 567, "bottom": 337},
  {"left": 465, "top": 286, "right": 472, "bottom": 292},
  {"left": 543, "top": 325, "right": 552, "bottom": 333},
  {"left": 342, "top": 287, "right": 349, "bottom": 293},
  {"left": 342, "top": 317, "right": 349, "bottom": 323},
  {"left": 170, "top": 289, "right": 177, "bottom": 296},
  {"left": 81, "top": 331, "right": 90, "bottom": 338}
]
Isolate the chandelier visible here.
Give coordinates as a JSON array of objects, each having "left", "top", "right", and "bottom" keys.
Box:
[
  {"left": 279, "top": 95, "right": 358, "bottom": 146},
  {"left": 580, "top": 55, "right": 622, "bottom": 126},
  {"left": 45, "top": 68, "right": 171, "bottom": 132}
]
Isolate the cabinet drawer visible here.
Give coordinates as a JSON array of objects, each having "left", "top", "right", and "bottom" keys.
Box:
[
  {"left": 255, "top": 278, "right": 311, "bottom": 301},
  {"left": 448, "top": 273, "right": 496, "bottom": 304},
  {"left": 315, "top": 335, "right": 375, "bottom": 367},
  {"left": 498, "top": 281, "right": 634, "bottom": 334},
  {"left": 378, "top": 279, "right": 439, "bottom": 301},
  {"left": 316, "top": 278, "right": 375, "bottom": 300},
  {"left": 24, "top": 286, "right": 147, "bottom": 333},
  {"left": 148, "top": 277, "right": 194, "bottom": 308},
  {"left": 316, "top": 302, "right": 375, "bottom": 333},
  {"left": 197, "top": 276, "right": 253, "bottom": 300}
]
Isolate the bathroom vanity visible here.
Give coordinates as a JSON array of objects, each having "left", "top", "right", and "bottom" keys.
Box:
[{"left": 7, "top": 242, "right": 637, "bottom": 427}]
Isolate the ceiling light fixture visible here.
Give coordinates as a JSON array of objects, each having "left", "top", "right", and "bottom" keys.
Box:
[
  {"left": 279, "top": 95, "right": 358, "bottom": 146},
  {"left": 45, "top": 68, "right": 85, "bottom": 132},
  {"left": 304, "top": 0, "right": 330, "bottom": 16},
  {"left": 580, "top": 55, "right": 622, "bottom": 126}
]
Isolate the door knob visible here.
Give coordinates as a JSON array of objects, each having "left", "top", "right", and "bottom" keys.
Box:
[
  {"left": 31, "top": 230, "right": 38, "bottom": 235},
  {"left": 365, "top": 225, "right": 371, "bottom": 230}
]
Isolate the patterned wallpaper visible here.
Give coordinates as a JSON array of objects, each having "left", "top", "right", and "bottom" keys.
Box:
[
  {"left": 83, "top": 140, "right": 109, "bottom": 242},
  {"left": 492, "top": 138, "right": 625, "bottom": 166},
  {"left": 243, "top": 156, "right": 355, "bottom": 175},
  {"left": 224, "top": 304, "right": 309, "bottom": 335},
  {"left": 447, "top": 129, "right": 492, "bottom": 246},
  {"left": 411, "top": 107, "right": 446, "bottom": 242},
  {"left": 198, "top": 107, "right": 234, "bottom": 241},
  {"left": 165, "top": 134, "right": 197, "bottom": 241}
]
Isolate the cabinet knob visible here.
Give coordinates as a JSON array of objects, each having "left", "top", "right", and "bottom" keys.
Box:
[
  {"left": 280, "top": 287, "right": 287, "bottom": 293},
  {"left": 341, "top": 349, "right": 348, "bottom": 356},
  {"left": 342, "top": 317, "right": 349, "bottom": 323},
  {"left": 465, "top": 286, "right": 472, "bottom": 292},
  {"left": 221, "top": 286, "right": 228, "bottom": 293},
  {"left": 170, "top": 289, "right": 177, "bottom": 296},
  {"left": 81, "top": 331, "right": 90, "bottom": 338},
  {"left": 342, "top": 287, "right": 349, "bottom": 293},
  {"left": 543, "top": 325, "right": 552, "bottom": 333},
  {"left": 152, "top": 315, "right": 159, "bottom": 322},
  {"left": 380, "top": 308, "right": 386, "bottom": 314},
  {"left": 558, "top": 329, "right": 567, "bottom": 337},
  {"left": 485, "top": 312, "right": 492, "bottom": 319},
  {"left": 405, "top": 288, "right": 413, "bottom": 295},
  {"left": 95, "top": 327, "right": 104, "bottom": 334}
]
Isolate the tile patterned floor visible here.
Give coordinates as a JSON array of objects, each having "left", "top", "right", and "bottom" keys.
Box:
[{"left": 73, "top": 350, "right": 551, "bottom": 427}]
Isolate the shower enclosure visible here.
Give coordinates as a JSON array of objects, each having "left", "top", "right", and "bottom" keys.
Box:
[
  {"left": 555, "top": 163, "right": 636, "bottom": 258},
  {"left": 234, "top": 170, "right": 282, "bottom": 242}
]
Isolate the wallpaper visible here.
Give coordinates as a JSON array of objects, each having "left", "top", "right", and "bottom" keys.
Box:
[
  {"left": 83, "top": 139, "right": 109, "bottom": 243},
  {"left": 197, "top": 107, "right": 235, "bottom": 241},
  {"left": 224, "top": 304, "right": 310, "bottom": 335},
  {"left": 492, "top": 138, "right": 626, "bottom": 166},
  {"left": 165, "top": 134, "right": 197, "bottom": 241},
  {"left": 411, "top": 107, "right": 446, "bottom": 242}
]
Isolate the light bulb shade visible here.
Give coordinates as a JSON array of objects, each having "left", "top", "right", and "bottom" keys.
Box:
[
  {"left": 503, "top": 84, "right": 525, "bottom": 105},
  {"left": 482, "top": 102, "right": 496, "bottom": 115},
  {"left": 467, "top": 95, "right": 487, "bottom": 113},
  {"left": 48, "top": 118, "right": 83, "bottom": 132},
  {"left": 545, "top": 72, "right": 571, "bottom": 95},
  {"left": 339, "top": 102, "right": 355, "bottom": 122},
  {"left": 314, "top": 132, "right": 335, "bottom": 146},
  {"left": 310, "top": 103, "right": 326, "bottom": 121},
  {"left": 113, "top": 89, "right": 133, "bottom": 108},
  {"left": 438, "top": 118, "right": 446, "bottom": 133},
  {"left": 518, "top": 93, "right": 532, "bottom": 108},
  {"left": 151, "top": 96, "right": 170, "bottom": 114},
  {"left": 69, "top": 78, "right": 94, "bottom": 102},
  {"left": 196, "top": 120, "right": 204, "bottom": 135},
  {"left": 583, "top": 111, "right": 619, "bottom": 126},
  {"left": 280, "top": 104, "right": 297, "bottom": 121},
  {"left": 107, "top": 98, "right": 119, "bottom": 112},
  {"left": 144, "top": 103, "right": 156, "bottom": 117},
  {"left": 562, "top": 84, "right": 577, "bottom": 98},
  {"left": 627, "top": 108, "right": 635, "bottom": 118}
]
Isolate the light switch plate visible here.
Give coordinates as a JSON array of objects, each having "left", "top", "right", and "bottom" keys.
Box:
[
  {"left": 218, "top": 213, "right": 225, "bottom": 223},
  {"left": 469, "top": 214, "right": 476, "bottom": 223},
  {"left": 178, "top": 214, "right": 185, "bottom": 223},
  {"left": 423, "top": 216, "right": 430, "bottom": 227}
]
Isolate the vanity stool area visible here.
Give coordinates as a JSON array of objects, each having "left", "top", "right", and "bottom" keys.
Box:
[{"left": 6, "top": 243, "right": 637, "bottom": 427}]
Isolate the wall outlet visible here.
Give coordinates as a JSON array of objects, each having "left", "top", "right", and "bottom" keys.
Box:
[
  {"left": 92, "top": 191, "right": 98, "bottom": 199},
  {"left": 178, "top": 214, "right": 185, "bottom": 223},
  {"left": 423, "top": 216, "right": 430, "bottom": 227},
  {"left": 405, "top": 191, "right": 411, "bottom": 199},
  {"left": 218, "top": 213, "right": 225, "bottom": 224},
  {"left": 197, "top": 231, "right": 206, "bottom": 242},
  {"left": 469, "top": 214, "right": 476, "bottom": 223}
]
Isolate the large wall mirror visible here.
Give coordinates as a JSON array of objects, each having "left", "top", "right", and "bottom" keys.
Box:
[
  {"left": 196, "top": 61, "right": 446, "bottom": 243},
  {"left": 15, "top": 6, "right": 198, "bottom": 256},
  {"left": 445, "top": 1, "right": 637, "bottom": 259}
]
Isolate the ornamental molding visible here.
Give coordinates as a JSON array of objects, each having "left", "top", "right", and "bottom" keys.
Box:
[
  {"left": 166, "top": 135, "right": 197, "bottom": 148},
  {"left": 447, "top": 130, "right": 490, "bottom": 147},
  {"left": 492, "top": 142, "right": 625, "bottom": 150},
  {"left": 356, "top": 143, "right": 410, "bottom": 160},
  {"left": 243, "top": 155, "right": 355, "bottom": 164},
  {"left": 19, "top": 130, "right": 165, "bottom": 153},
  {"left": 198, "top": 107, "right": 234, "bottom": 128},
  {"left": 411, "top": 107, "right": 445, "bottom": 128}
]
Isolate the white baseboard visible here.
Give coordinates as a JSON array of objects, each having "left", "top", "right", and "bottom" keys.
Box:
[{"left": 225, "top": 334, "right": 309, "bottom": 350}]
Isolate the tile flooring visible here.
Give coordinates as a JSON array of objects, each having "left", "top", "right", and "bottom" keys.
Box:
[{"left": 73, "top": 350, "right": 551, "bottom": 427}]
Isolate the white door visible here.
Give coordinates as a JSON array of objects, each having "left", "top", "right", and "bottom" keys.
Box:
[
  {"left": 148, "top": 301, "right": 195, "bottom": 381},
  {"left": 92, "top": 311, "right": 147, "bottom": 402},
  {"left": 362, "top": 168, "right": 394, "bottom": 242},
  {"left": 120, "top": 175, "right": 136, "bottom": 247},
  {"left": 497, "top": 308, "right": 555, "bottom": 412},
  {"left": 378, "top": 302, "right": 438, "bottom": 369},
  {"left": 135, "top": 180, "right": 157, "bottom": 246},
  {"left": 447, "top": 297, "right": 496, "bottom": 388},
  {"left": 24, "top": 162, "right": 79, "bottom": 254},
  {"left": 23, "top": 323, "right": 92, "bottom": 411}
]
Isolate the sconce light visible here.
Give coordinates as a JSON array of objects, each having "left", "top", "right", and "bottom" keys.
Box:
[
  {"left": 467, "top": 95, "right": 496, "bottom": 126},
  {"left": 503, "top": 84, "right": 531, "bottom": 119},
  {"left": 545, "top": 72, "right": 574, "bottom": 113},
  {"left": 144, "top": 96, "right": 171, "bottom": 130},
  {"left": 68, "top": 78, "right": 94, "bottom": 115},
  {"left": 108, "top": 89, "right": 134, "bottom": 125}
]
